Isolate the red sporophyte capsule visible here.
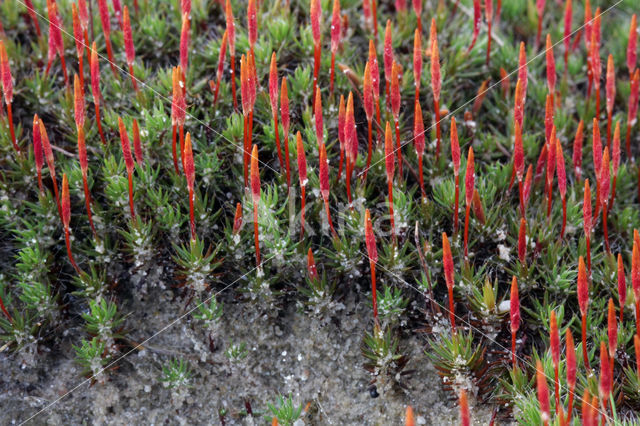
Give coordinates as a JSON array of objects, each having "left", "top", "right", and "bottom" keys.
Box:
[
  {"left": 338, "top": 93, "right": 346, "bottom": 148},
  {"left": 132, "top": 119, "right": 143, "bottom": 166},
  {"left": 90, "top": 42, "right": 101, "bottom": 103},
  {"left": 97, "top": 0, "right": 111, "bottom": 38},
  {"left": 517, "top": 42, "right": 528, "bottom": 99},
  {"left": 536, "top": 360, "right": 550, "bottom": 425},
  {"left": 173, "top": 66, "right": 186, "bottom": 126},
  {"left": 78, "top": 0, "right": 89, "bottom": 30},
  {"left": 225, "top": 0, "right": 236, "bottom": 56},
  {"left": 71, "top": 4, "right": 83, "bottom": 59},
  {"left": 390, "top": 62, "right": 401, "bottom": 121},
  {"left": 310, "top": 0, "right": 321, "bottom": 46},
  {"left": 269, "top": 52, "right": 278, "bottom": 118},
  {"left": 239, "top": 56, "right": 248, "bottom": 115},
  {"left": 556, "top": 136, "right": 566, "bottom": 199},
  {"left": 118, "top": 118, "right": 135, "bottom": 175},
  {"left": 330, "top": 0, "right": 341, "bottom": 54},
  {"left": 250, "top": 144, "right": 260, "bottom": 204},
  {"left": 607, "top": 298, "right": 617, "bottom": 359},
  {"left": 181, "top": 0, "right": 191, "bottom": 15},
  {"left": 405, "top": 405, "right": 415, "bottom": 426},
  {"left": 385, "top": 122, "right": 394, "bottom": 180},
  {"left": 459, "top": 389, "right": 470, "bottom": 426},
  {"left": 550, "top": 310, "right": 559, "bottom": 368},
  {"left": 280, "top": 77, "right": 290, "bottom": 135},
  {"left": 451, "top": 117, "right": 460, "bottom": 175},
  {"left": 39, "top": 121, "right": 55, "bottom": 179},
  {"left": 629, "top": 15, "right": 638, "bottom": 75},
  {"left": 630, "top": 70, "right": 640, "bottom": 127},
  {"left": 545, "top": 34, "right": 556, "bottom": 94},
  {"left": 442, "top": 232, "right": 454, "bottom": 291},
  {"left": 465, "top": 148, "right": 475, "bottom": 207},
  {"left": 468, "top": 0, "right": 480, "bottom": 53},
  {"left": 363, "top": 62, "right": 374, "bottom": 123},
  {"left": 606, "top": 54, "right": 615, "bottom": 115},
  {"left": 563, "top": 0, "right": 572, "bottom": 65},
  {"left": 618, "top": 253, "right": 626, "bottom": 315},
  {"left": 513, "top": 79, "right": 524, "bottom": 128},
  {"left": 307, "top": 248, "right": 319, "bottom": 282},
  {"left": 0, "top": 40, "right": 12, "bottom": 104},
  {"left": 180, "top": 12, "right": 190, "bottom": 72},
  {"left": 232, "top": 202, "right": 243, "bottom": 235},
  {"left": 566, "top": 328, "right": 576, "bottom": 389},
  {"left": 315, "top": 90, "right": 324, "bottom": 147},
  {"left": 613, "top": 121, "right": 621, "bottom": 176},
  {"left": 577, "top": 255, "right": 589, "bottom": 316},
  {"left": 368, "top": 40, "right": 380, "bottom": 101},
  {"left": 572, "top": 119, "right": 584, "bottom": 180},
  {"left": 61, "top": 173, "right": 71, "bottom": 229},
  {"left": 47, "top": 0, "right": 64, "bottom": 58},
  {"left": 600, "top": 147, "right": 610, "bottom": 206},
  {"left": 544, "top": 93, "right": 554, "bottom": 145},
  {"left": 413, "top": 29, "right": 422, "bottom": 91},
  {"left": 414, "top": 101, "right": 424, "bottom": 157},
  {"left": 523, "top": 164, "right": 533, "bottom": 207},
  {"left": 184, "top": 132, "right": 194, "bottom": 190},
  {"left": 500, "top": 68, "right": 510, "bottom": 98},
  {"left": 73, "top": 74, "right": 85, "bottom": 130},
  {"left": 364, "top": 209, "right": 377, "bottom": 265},
  {"left": 33, "top": 115, "right": 43, "bottom": 184},
  {"left": 599, "top": 341, "right": 612, "bottom": 403},
  {"left": 633, "top": 238, "right": 640, "bottom": 303},
  {"left": 123, "top": 6, "right": 135, "bottom": 66},
  {"left": 583, "top": 179, "right": 592, "bottom": 236},
  {"left": 213, "top": 31, "right": 228, "bottom": 99},
  {"left": 78, "top": 127, "right": 88, "bottom": 174},
  {"left": 514, "top": 121, "right": 524, "bottom": 181},
  {"left": 518, "top": 218, "right": 526, "bottom": 263},
  {"left": 384, "top": 21, "right": 393, "bottom": 84},
  {"left": 319, "top": 142, "right": 330, "bottom": 200},
  {"left": 296, "top": 132, "right": 307, "bottom": 188},
  {"left": 430, "top": 19, "right": 441, "bottom": 102},
  {"left": 635, "top": 335, "right": 640, "bottom": 379},
  {"left": 345, "top": 92, "right": 357, "bottom": 162},
  {"left": 510, "top": 276, "right": 520, "bottom": 333}
]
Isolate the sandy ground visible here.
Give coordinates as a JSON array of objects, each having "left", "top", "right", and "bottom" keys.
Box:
[{"left": 0, "top": 263, "right": 498, "bottom": 426}]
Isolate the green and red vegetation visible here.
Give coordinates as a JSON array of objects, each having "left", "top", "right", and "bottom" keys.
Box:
[{"left": 2, "top": 0, "right": 640, "bottom": 424}]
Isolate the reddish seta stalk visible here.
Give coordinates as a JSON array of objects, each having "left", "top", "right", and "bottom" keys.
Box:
[
  {"left": 577, "top": 256, "right": 590, "bottom": 370},
  {"left": 514, "top": 122, "right": 525, "bottom": 218},
  {"left": 414, "top": 101, "right": 425, "bottom": 200},
  {"left": 442, "top": 233, "right": 456, "bottom": 334},
  {"left": 384, "top": 122, "right": 396, "bottom": 243},
  {"left": 74, "top": 74, "right": 97, "bottom": 238},
  {"left": 39, "top": 121, "right": 62, "bottom": 218},
  {"left": 607, "top": 298, "right": 617, "bottom": 380},
  {"left": 250, "top": 144, "right": 261, "bottom": 267},
  {"left": 556, "top": 135, "right": 567, "bottom": 238},
  {"left": 364, "top": 209, "right": 379, "bottom": 329},
  {"left": 599, "top": 342, "right": 612, "bottom": 416},
  {"left": 463, "top": 148, "right": 475, "bottom": 260},
  {"left": 45, "top": 0, "right": 69, "bottom": 86},
  {"left": 535, "top": 0, "right": 545, "bottom": 50},
  {"left": 184, "top": 133, "right": 196, "bottom": 241},
  {"left": 485, "top": 0, "right": 492, "bottom": 65},
  {"left": 24, "top": 0, "right": 41, "bottom": 36},
  {"left": 611, "top": 121, "right": 621, "bottom": 206},
  {"left": 430, "top": 19, "right": 442, "bottom": 159},
  {"left": 171, "top": 66, "right": 186, "bottom": 174},
  {"left": 90, "top": 43, "right": 107, "bottom": 146},
  {"left": 459, "top": 389, "right": 470, "bottom": 426},
  {"left": 518, "top": 218, "right": 526, "bottom": 265},
  {"left": 413, "top": 29, "right": 421, "bottom": 104},
  {"left": 296, "top": 132, "right": 307, "bottom": 239},
  {"left": 33, "top": 115, "right": 44, "bottom": 194},
  {"left": 345, "top": 92, "right": 357, "bottom": 207},
  {"left": 572, "top": 119, "right": 584, "bottom": 181},
  {"left": 71, "top": 4, "right": 84, "bottom": 88},
  {"left": 61, "top": 174, "right": 82, "bottom": 275},
  {"left": 329, "top": 0, "right": 341, "bottom": 97},
  {"left": 368, "top": 41, "right": 381, "bottom": 143},
  {"left": 337, "top": 95, "right": 346, "bottom": 180},
  {"left": 412, "top": 0, "right": 422, "bottom": 35},
  {"left": 510, "top": 276, "right": 520, "bottom": 369},
  {"left": 451, "top": 118, "right": 461, "bottom": 233},
  {"left": 118, "top": 117, "right": 136, "bottom": 221}
]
